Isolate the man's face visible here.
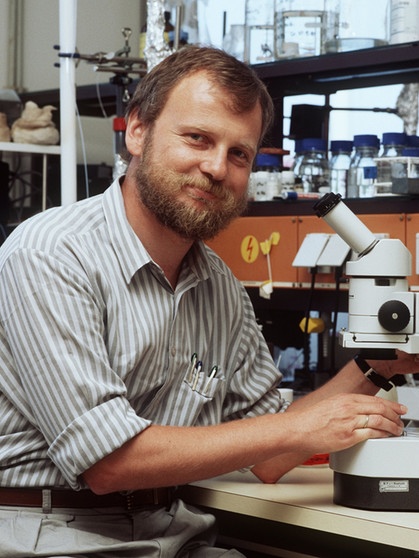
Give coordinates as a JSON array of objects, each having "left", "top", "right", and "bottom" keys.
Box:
[{"left": 131, "top": 72, "right": 262, "bottom": 241}]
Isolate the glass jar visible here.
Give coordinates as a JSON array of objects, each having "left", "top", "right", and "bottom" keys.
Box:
[
  {"left": 391, "top": 147, "right": 419, "bottom": 195},
  {"left": 291, "top": 139, "right": 304, "bottom": 186},
  {"left": 376, "top": 132, "right": 407, "bottom": 194},
  {"left": 297, "top": 138, "right": 329, "bottom": 193},
  {"left": 244, "top": 0, "right": 276, "bottom": 64},
  {"left": 347, "top": 134, "right": 380, "bottom": 198},
  {"left": 275, "top": 0, "right": 339, "bottom": 58},
  {"left": 222, "top": 24, "right": 245, "bottom": 61},
  {"left": 325, "top": 0, "right": 390, "bottom": 53},
  {"left": 329, "top": 140, "right": 353, "bottom": 197}
]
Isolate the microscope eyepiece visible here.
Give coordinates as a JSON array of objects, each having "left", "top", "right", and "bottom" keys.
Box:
[
  {"left": 313, "top": 192, "right": 378, "bottom": 256},
  {"left": 313, "top": 192, "right": 342, "bottom": 218}
]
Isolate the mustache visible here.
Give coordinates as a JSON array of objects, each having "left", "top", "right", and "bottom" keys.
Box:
[{"left": 179, "top": 173, "right": 231, "bottom": 201}]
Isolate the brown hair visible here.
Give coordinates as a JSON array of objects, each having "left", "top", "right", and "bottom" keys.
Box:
[{"left": 126, "top": 45, "right": 274, "bottom": 145}]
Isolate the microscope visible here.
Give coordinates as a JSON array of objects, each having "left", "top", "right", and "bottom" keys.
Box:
[{"left": 314, "top": 192, "right": 419, "bottom": 510}]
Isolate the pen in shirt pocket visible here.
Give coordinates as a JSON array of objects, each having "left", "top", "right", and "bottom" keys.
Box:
[
  {"left": 187, "top": 353, "right": 198, "bottom": 383},
  {"left": 204, "top": 365, "right": 218, "bottom": 393}
]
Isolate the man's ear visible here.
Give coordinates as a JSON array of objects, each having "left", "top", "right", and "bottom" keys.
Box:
[{"left": 125, "top": 115, "right": 147, "bottom": 156}]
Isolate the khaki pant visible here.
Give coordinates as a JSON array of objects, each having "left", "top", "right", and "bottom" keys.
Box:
[{"left": 0, "top": 498, "right": 245, "bottom": 557}]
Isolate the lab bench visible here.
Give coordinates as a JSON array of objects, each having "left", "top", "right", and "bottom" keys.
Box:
[{"left": 177, "top": 467, "right": 419, "bottom": 557}]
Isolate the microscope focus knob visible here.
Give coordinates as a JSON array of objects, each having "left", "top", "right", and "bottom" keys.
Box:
[{"left": 377, "top": 300, "right": 410, "bottom": 332}]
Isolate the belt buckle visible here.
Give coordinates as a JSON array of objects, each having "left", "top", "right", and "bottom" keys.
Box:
[
  {"left": 124, "top": 488, "right": 160, "bottom": 511},
  {"left": 124, "top": 488, "right": 173, "bottom": 511},
  {"left": 125, "top": 492, "right": 135, "bottom": 511}
]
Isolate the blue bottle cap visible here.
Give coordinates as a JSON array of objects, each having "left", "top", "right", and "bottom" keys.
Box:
[
  {"left": 255, "top": 153, "right": 280, "bottom": 168},
  {"left": 353, "top": 134, "right": 380, "bottom": 148},
  {"left": 330, "top": 140, "right": 353, "bottom": 152},
  {"left": 300, "top": 138, "right": 327, "bottom": 152},
  {"left": 402, "top": 147, "right": 419, "bottom": 157},
  {"left": 406, "top": 135, "right": 419, "bottom": 147},
  {"left": 382, "top": 132, "right": 407, "bottom": 145}
]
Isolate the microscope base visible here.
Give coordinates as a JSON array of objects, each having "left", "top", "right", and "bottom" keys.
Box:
[
  {"left": 330, "top": 436, "right": 419, "bottom": 510},
  {"left": 333, "top": 471, "right": 419, "bottom": 510}
]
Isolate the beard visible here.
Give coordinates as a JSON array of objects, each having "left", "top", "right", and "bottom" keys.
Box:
[{"left": 133, "top": 139, "right": 248, "bottom": 241}]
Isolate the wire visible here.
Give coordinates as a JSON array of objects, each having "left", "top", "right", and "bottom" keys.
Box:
[
  {"left": 95, "top": 77, "right": 110, "bottom": 119},
  {"left": 303, "top": 267, "right": 317, "bottom": 376},
  {"left": 75, "top": 102, "right": 89, "bottom": 199}
]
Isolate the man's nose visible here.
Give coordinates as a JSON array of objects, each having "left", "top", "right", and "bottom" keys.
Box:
[{"left": 199, "top": 149, "right": 228, "bottom": 181}]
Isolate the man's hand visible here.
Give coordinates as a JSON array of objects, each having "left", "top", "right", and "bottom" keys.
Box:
[{"left": 252, "top": 392, "right": 406, "bottom": 484}]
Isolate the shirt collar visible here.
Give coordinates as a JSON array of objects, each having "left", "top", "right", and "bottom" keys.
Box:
[
  {"left": 102, "top": 179, "right": 152, "bottom": 283},
  {"left": 102, "top": 178, "right": 227, "bottom": 285}
]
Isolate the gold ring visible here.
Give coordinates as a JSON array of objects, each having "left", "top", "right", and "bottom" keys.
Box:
[{"left": 362, "top": 415, "right": 370, "bottom": 429}]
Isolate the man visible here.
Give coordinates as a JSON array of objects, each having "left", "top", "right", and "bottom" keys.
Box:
[{"left": 0, "top": 46, "right": 416, "bottom": 557}]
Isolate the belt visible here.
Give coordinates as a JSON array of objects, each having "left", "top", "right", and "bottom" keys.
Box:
[{"left": 0, "top": 486, "right": 175, "bottom": 512}]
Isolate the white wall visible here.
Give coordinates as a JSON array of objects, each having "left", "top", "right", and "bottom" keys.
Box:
[{"left": 0, "top": 0, "right": 144, "bottom": 166}]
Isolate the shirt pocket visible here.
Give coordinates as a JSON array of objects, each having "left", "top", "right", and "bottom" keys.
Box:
[{"left": 152, "top": 373, "right": 225, "bottom": 426}]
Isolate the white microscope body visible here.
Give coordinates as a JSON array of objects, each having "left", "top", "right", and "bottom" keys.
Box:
[{"left": 314, "top": 193, "right": 419, "bottom": 510}]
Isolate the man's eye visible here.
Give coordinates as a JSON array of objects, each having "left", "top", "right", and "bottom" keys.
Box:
[
  {"left": 189, "top": 133, "right": 205, "bottom": 142},
  {"left": 231, "top": 149, "right": 250, "bottom": 162}
]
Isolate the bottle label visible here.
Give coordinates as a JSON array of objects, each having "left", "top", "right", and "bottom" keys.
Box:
[{"left": 363, "top": 166, "right": 377, "bottom": 179}]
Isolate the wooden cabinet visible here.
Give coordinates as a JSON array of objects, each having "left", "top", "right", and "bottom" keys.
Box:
[{"left": 208, "top": 208, "right": 419, "bottom": 289}]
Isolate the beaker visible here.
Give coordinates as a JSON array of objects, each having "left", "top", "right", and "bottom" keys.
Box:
[
  {"left": 244, "top": 0, "right": 276, "bottom": 64},
  {"left": 275, "top": 0, "right": 338, "bottom": 58}
]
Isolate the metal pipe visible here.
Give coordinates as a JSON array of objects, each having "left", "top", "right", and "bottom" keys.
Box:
[
  {"left": 174, "top": 5, "right": 183, "bottom": 51},
  {"left": 59, "top": 0, "right": 78, "bottom": 206}
]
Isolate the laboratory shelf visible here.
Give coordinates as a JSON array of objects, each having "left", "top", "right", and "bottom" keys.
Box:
[
  {"left": 0, "top": 142, "right": 60, "bottom": 155},
  {"left": 18, "top": 42, "right": 419, "bottom": 116},
  {"left": 254, "top": 41, "right": 419, "bottom": 97}
]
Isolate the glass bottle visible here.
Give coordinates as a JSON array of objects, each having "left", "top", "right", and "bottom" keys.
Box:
[
  {"left": 222, "top": 24, "right": 245, "bottom": 61},
  {"left": 291, "top": 139, "right": 304, "bottom": 189},
  {"left": 376, "top": 132, "right": 406, "bottom": 194},
  {"left": 391, "top": 147, "right": 419, "bottom": 194},
  {"left": 347, "top": 135, "right": 379, "bottom": 198},
  {"left": 329, "top": 140, "right": 353, "bottom": 197},
  {"left": 390, "top": 0, "right": 419, "bottom": 45},
  {"left": 297, "top": 138, "right": 329, "bottom": 193},
  {"left": 164, "top": 11, "right": 175, "bottom": 47}
]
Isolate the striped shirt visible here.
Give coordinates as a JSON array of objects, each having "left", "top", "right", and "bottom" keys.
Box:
[{"left": 0, "top": 180, "right": 283, "bottom": 490}]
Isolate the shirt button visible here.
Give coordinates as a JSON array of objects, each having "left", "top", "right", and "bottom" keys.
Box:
[{"left": 171, "top": 347, "right": 176, "bottom": 357}]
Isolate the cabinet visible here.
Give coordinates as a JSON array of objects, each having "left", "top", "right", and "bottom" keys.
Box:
[{"left": 208, "top": 212, "right": 416, "bottom": 286}]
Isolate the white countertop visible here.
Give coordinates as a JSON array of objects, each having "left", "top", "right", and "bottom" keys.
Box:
[{"left": 180, "top": 466, "right": 419, "bottom": 552}]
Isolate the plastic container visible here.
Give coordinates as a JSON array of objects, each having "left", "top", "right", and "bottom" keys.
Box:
[
  {"left": 329, "top": 140, "right": 353, "bottom": 197},
  {"left": 375, "top": 132, "right": 407, "bottom": 194},
  {"left": 347, "top": 135, "right": 380, "bottom": 198},
  {"left": 297, "top": 138, "right": 329, "bottom": 194}
]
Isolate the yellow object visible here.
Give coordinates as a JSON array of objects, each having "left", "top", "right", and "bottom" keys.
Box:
[
  {"left": 299, "top": 317, "right": 325, "bottom": 334},
  {"left": 260, "top": 231, "right": 280, "bottom": 255},
  {"left": 240, "top": 235, "right": 259, "bottom": 263}
]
